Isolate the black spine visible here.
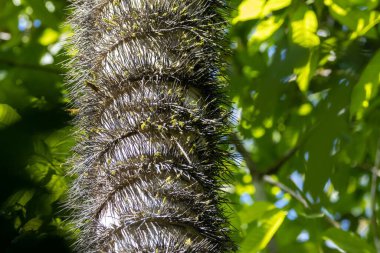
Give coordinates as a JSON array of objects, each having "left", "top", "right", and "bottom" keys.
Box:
[{"left": 66, "top": 0, "right": 235, "bottom": 252}]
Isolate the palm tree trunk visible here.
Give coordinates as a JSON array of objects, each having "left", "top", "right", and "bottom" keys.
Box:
[{"left": 66, "top": 0, "right": 234, "bottom": 252}]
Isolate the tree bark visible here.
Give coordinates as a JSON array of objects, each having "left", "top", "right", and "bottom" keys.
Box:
[{"left": 66, "top": 0, "right": 234, "bottom": 252}]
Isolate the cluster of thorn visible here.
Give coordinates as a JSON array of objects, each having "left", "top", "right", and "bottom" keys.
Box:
[{"left": 65, "top": 0, "right": 235, "bottom": 252}]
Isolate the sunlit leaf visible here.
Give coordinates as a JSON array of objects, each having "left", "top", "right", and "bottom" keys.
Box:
[
  {"left": 350, "top": 49, "right": 380, "bottom": 118},
  {"left": 325, "top": 0, "right": 380, "bottom": 39},
  {"left": 39, "top": 28, "right": 59, "bottom": 46},
  {"left": 240, "top": 208, "right": 287, "bottom": 253},
  {"left": 290, "top": 6, "right": 320, "bottom": 48},
  {"left": 248, "top": 15, "right": 285, "bottom": 44},
  {"left": 298, "top": 103, "right": 313, "bottom": 116},
  {"left": 252, "top": 127, "right": 266, "bottom": 138},
  {"left": 233, "top": 0, "right": 291, "bottom": 23},
  {"left": 239, "top": 201, "right": 276, "bottom": 224},
  {"left": 294, "top": 50, "right": 319, "bottom": 92},
  {"left": 350, "top": 11, "right": 380, "bottom": 39},
  {"left": 262, "top": 0, "right": 292, "bottom": 16},
  {"left": 233, "top": 0, "right": 265, "bottom": 23},
  {"left": 235, "top": 184, "right": 255, "bottom": 195},
  {"left": 0, "top": 103, "right": 21, "bottom": 128}
]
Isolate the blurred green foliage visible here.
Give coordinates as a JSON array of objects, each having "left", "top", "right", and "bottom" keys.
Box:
[
  {"left": 230, "top": 0, "right": 380, "bottom": 252},
  {"left": 0, "top": 0, "right": 72, "bottom": 252},
  {"left": 0, "top": 0, "right": 380, "bottom": 252}
]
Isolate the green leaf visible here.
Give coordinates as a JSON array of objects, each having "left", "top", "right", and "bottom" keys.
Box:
[
  {"left": 323, "top": 228, "right": 376, "bottom": 253},
  {"left": 25, "top": 161, "right": 49, "bottom": 183},
  {"left": 239, "top": 201, "right": 276, "bottom": 224},
  {"left": 294, "top": 50, "right": 319, "bottom": 92},
  {"left": 233, "top": 0, "right": 291, "bottom": 23},
  {"left": 325, "top": 0, "right": 380, "bottom": 39},
  {"left": 2, "top": 189, "right": 35, "bottom": 210},
  {"left": 350, "top": 11, "right": 380, "bottom": 39},
  {"left": 45, "top": 175, "right": 67, "bottom": 202},
  {"left": 304, "top": 114, "right": 344, "bottom": 196},
  {"left": 233, "top": 0, "right": 265, "bottom": 23},
  {"left": 327, "top": 0, "right": 379, "bottom": 9},
  {"left": 22, "top": 217, "right": 43, "bottom": 232},
  {"left": 350, "top": 49, "right": 380, "bottom": 118},
  {"left": 240, "top": 208, "right": 287, "bottom": 253},
  {"left": 345, "top": 0, "right": 378, "bottom": 10},
  {"left": 44, "top": 127, "right": 74, "bottom": 161},
  {"left": 262, "top": 0, "right": 292, "bottom": 15},
  {"left": 0, "top": 104, "right": 21, "bottom": 128},
  {"left": 39, "top": 28, "right": 59, "bottom": 46},
  {"left": 33, "top": 139, "right": 52, "bottom": 160},
  {"left": 290, "top": 6, "right": 320, "bottom": 48},
  {"left": 248, "top": 15, "right": 285, "bottom": 44},
  {"left": 298, "top": 103, "right": 313, "bottom": 116},
  {"left": 280, "top": 242, "right": 321, "bottom": 253}
]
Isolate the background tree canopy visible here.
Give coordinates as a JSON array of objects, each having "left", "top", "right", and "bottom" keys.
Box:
[{"left": 1, "top": 0, "right": 380, "bottom": 252}]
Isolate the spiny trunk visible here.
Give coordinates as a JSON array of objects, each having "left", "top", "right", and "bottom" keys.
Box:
[{"left": 66, "top": 0, "right": 234, "bottom": 252}]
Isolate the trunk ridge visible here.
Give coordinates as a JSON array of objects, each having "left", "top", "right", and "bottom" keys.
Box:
[{"left": 66, "top": 0, "right": 234, "bottom": 252}]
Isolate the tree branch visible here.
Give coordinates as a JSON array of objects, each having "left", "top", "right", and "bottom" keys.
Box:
[
  {"left": 232, "top": 132, "right": 304, "bottom": 178},
  {"left": 232, "top": 133, "right": 258, "bottom": 177},
  {"left": 262, "top": 175, "right": 340, "bottom": 228},
  {"left": 263, "top": 175, "right": 309, "bottom": 209},
  {"left": 233, "top": 131, "right": 340, "bottom": 229},
  {"left": 263, "top": 127, "right": 316, "bottom": 176},
  {"left": 264, "top": 141, "right": 303, "bottom": 175}
]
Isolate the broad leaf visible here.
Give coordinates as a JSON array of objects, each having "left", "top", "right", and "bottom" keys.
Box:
[
  {"left": 240, "top": 207, "right": 287, "bottom": 253},
  {"left": 350, "top": 49, "right": 380, "bottom": 118},
  {"left": 294, "top": 50, "right": 319, "bottom": 92},
  {"left": 290, "top": 6, "right": 320, "bottom": 48},
  {"left": 22, "top": 217, "right": 43, "bottom": 232},
  {"left": 248, "top": 15, "right": 285, "bottom": 44},
  {"left": 325, "top": 0, "right": 380, "bottom": 39},
  {"left": 323, "top": 228, "right": 376, "bottom": 253},
  {"left": 239, "top": 201, "right": 276, "bottom": 224},
  {"left": 233, "top": 0, "right": 291, "bottom": 23},
  {"left": 0, "top": 104, "right": 21, "bottom": 128}
]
